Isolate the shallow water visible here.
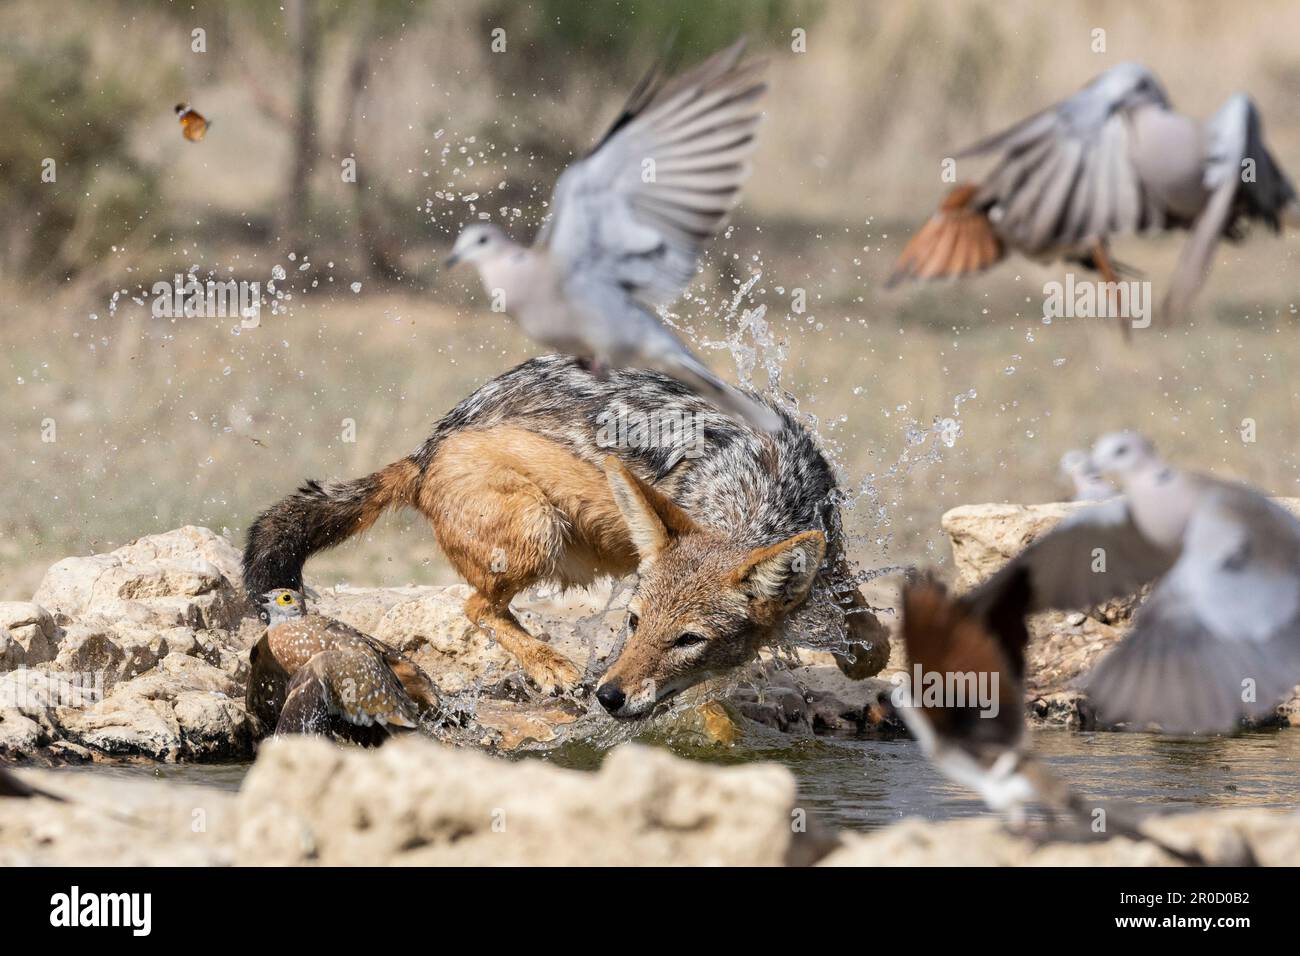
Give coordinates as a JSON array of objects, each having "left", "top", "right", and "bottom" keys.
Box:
[{"left": 47, "top": 728, "right": 1299, "bottom": 832}]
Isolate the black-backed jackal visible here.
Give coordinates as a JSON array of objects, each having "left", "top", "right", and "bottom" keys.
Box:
[{"left": 243, "top": 356, "right": 887, "bottom": 717}]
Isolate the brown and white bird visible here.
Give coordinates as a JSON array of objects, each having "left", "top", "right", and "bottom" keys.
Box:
[
  {"left": 247, "top": 588, "right": 441, "bottom": 743},
  {"left": 445, "top": 40, "right": 781, "bottom": 432},
  {"left": 963, "top": 431, "right": 1300, "bottom": 735},
  {"left": 896, "top": 577, "right": 1040, "bottom": 824},
  {"left": 889, "top": 63, "right": 1298, "bottom": 323},
  {"left": 897, "top": 578, "right": 1215, "bottom": 863}
]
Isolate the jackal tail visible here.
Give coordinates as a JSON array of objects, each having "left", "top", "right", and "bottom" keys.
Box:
[{"left": 242, "top": 457, "right": 422, "bottom": 603}]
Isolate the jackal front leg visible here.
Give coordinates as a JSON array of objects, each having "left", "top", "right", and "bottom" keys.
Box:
[
  {"left": 464, "top": 592, "right": 583, "bottom": 695},
  {"left": 834, "top": 590, "right": 891, "bottom": 678}
]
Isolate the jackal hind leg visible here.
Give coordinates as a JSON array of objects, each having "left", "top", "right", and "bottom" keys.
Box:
[{"left": 424, "top": 465, "right": 584, "bottom": 694}]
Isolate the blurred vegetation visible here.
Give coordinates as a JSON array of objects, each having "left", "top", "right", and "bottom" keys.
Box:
[
  {"left": 0, "top": 39, "right": 159, "bottom": 281},
  {"left": 481, "top": 0, "right": 818, "bottom": 71}
]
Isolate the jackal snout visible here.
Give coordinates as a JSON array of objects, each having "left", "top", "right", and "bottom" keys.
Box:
[{"left": 595, "top": 457, "right": 826, "bottom": 718}]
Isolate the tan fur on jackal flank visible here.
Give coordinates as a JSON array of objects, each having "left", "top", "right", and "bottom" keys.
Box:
[{"left": 423, "top": 427, "right": 640, "bottom": 591}]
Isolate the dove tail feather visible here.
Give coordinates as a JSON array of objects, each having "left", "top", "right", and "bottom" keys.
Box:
[
  {"left": 888, "top": 184, "right": 1003, "bottom": 287},
  {"left": 661, "top": 353, "right": 783, "bottom": 433}
]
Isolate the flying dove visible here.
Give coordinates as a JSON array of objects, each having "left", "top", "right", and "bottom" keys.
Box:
[
  {"left": 445, "top": 40, "right": 781, "bottom": 432},
  {"left": 1059, "top": 449, "right": 1118, "bottom": 501},
  {"left": 963, "top": 431, "right": 1300, "bottom": 735},
  {"left": 248, "top": 588, "right": 442, "bottom": 741},
  {"left": 889, "top": 63, "right": 1299, "bottom": 326},
  {"left": 895, "top": 577, "right": 1218, "bottom": 863}
]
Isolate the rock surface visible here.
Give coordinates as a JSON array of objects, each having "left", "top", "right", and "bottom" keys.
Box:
[
  {"left": 821, "top": 809, "right": 1300, "bottom": 866},
  {"left": 235, "top": 736, "right": 823, "bottom": 866},
  {"left": 1, "top": 526, "right": 893, "bottom": 763},
  {"left": 5, "top": 735, "right": 1295, "bottom": 866}
]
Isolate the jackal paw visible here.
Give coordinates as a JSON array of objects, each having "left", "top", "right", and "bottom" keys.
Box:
[{"left": 521, "top": 647, "right": 582, "bottom": 695}]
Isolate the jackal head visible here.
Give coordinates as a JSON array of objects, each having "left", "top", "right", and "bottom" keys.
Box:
[{"left": 595, "top": 457, "right": 826, "bottom": 718}]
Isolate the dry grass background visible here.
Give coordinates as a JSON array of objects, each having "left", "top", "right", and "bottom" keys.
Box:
[{"left": 2, "top": 0, "right": 1299, "bottom": 603}]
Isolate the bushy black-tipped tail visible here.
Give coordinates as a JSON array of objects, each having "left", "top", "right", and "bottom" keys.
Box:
[{"left": 242, "top": 457, "right": 421, "bottom": 605}]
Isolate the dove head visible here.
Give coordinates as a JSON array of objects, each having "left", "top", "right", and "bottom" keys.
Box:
[
  {"left": 1089, "top": 431, "right": 1160, "bottom": 480},
  {"left": 259, "top": 587, "right": 307, "bottom": 626},
  {"left": 1059, "top": 449, "right": 1092, "bottom": 478},
  {"left": 1094, "top": 62, "right": 1168, "bottom": 110},
  {"left": 445, "top": 223, "right": 512, "bottom": 269}
]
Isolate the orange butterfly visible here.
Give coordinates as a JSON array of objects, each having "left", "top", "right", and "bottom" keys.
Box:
[{"left": 175, "top": 103, "right": 209, "bottom": 143}]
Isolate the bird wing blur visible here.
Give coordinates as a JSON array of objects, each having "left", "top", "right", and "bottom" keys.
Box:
[
  {"left": 900, "top": 578, "right": 1026, "bottom": 753},
  {"left": 891, "top": 63, "right": 1298, "bottom": 321},
  {"left": 530, "top": 40, "right": 780, "bottom": 433},
  {"left": 277, "top": 649, "right": 420, "bottom": 733},
  {"left": 1163, "top": 95, "right": 1298, "bottom": 318},
  {"left": 1085, "top": 483, "right": 1300, "bottom": 733},
  {"left": 961, "top": 63, "right": 1171, "bottom": 256},
  {"left": 966, "top": 497, "right": 1178, "bottom": 617},
  {"left": 541, "top": 38, "right": 765, "bottom": 309},
  {"left": 886, "top": 183, "right": 1004, "bottom": 285}
]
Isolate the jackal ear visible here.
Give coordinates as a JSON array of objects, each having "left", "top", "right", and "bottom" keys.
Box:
[
  {"left": 730, "top": 530, "right": 826, "bottom": 609},
  {"left": 604, "top": 456, "right": 698, "bottom": 567}
]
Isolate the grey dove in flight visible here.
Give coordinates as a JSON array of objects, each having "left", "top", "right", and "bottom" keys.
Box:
[
  {"left": 1059, "top": 448, "right": 1118, "bottom": 501},
  {"left": 889, "top": 63, "right": 1298, "bottom": 327},
  {"left": 961, "top": 431, "right": 1300, "bottom": 735},
  {"left": 445, "top": 39, "right": 781, "bottom": 432}
]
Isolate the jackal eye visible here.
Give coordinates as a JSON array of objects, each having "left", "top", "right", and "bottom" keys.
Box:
[
  {"left": 627, "top": 612, "right": 639, "bottom": 632},
  {"left": 674, "top": 632, "right": 707, "bottom": 649}
]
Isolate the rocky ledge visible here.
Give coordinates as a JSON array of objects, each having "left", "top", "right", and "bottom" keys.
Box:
[
  {"left": 0, "top": 526, "right": 897, "bottom": 765},
  {"left": 4, "top": 502, "right": 1299, "bottom": 765},
  {"left": 4, "top": 734, "right": 1296, "bottom": 866}
]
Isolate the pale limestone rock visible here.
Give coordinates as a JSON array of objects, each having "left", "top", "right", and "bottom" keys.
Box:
[
  {"left": 234, "top": 736, "right": 819, "bottom": 866},
  {"left": 0, "top": 768, "right": 237, "bottom": 866},
  {"left": 34, "top": 526, "right": 245, "bottom": 630},
  {"left": 0, "top": 668, "right": 102, "bottom": 711},
  {"left": 0, "top": 602, "right": 58, "bottom": 664},
  {"left": 0, "top": 708, "right": 49, "bottom": 756},
  {"left": 0, "top": 628, "right": 24, "bottom": 671},
  {"left": 372, "top": 587, "right": 514, "bottom": 693},
  {"left": 942, "top": 501, "right": 1082, "bottom": 590},
  {"left": 53, "top": 654, "right": 254, "bottom": 761},
  {"left": 818, "top": 809, "right": 1300, "bottom": 866},
  {"left": 52, "top": 622, "right": 125, "bottom": 677}
]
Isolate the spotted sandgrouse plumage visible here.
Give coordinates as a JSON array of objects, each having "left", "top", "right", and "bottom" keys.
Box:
[{"left": 247, "top": 588, "right": 442, "bottom": 744}]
